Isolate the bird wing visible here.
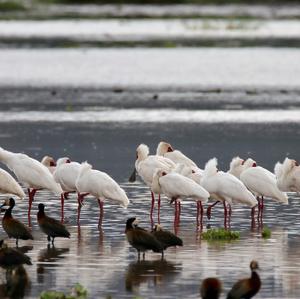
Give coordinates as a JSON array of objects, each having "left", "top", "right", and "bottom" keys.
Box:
[
  {"left": 165, "top": 150, "right": 197, "bottom": 167},
  {"left": 0, "top": 168, "right": 25, "bottom": 198},
  {"left": 129, "top": 229, "right": 163, "bottom": 252},
  {"left": 227, "top": 280, "right": 250, "bottom": 299},
  {"left": 39, "top": 216, "right": 70, "bottom": 238},
  {"left": 53, "top": 163, "right": 80, "bottom": 191},
  {"left": 160, "top": 173, "right": 209, "bottom": 200},
  {"left": 153, "top": 230, "right": 183, "bottom": 248}
]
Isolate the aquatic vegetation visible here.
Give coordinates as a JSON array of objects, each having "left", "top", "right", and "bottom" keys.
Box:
[
  {"left": 0, "top": 1, "right": 26, "bottom": 11},
  {"left": 40, "top": 283, "right": 88, "bottom": 299},
  {"left": 262, "top": 227, "right": 271, "bottom": 239},
  {"left": 201, "top": 228, "right": 240, "bottom": 241}
]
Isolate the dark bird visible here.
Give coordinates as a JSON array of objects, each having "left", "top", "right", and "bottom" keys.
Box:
[
  {"left": 1, "top": 198, "right": 33, "bottom": 246},
  {"left": 37, "top": 203, "right": 70, "bottom": 244},
  {"left": 125, "top": 217, "right": 163, "bottom": 260},
  {"left": 0, "top": 240, "right": 32, "bottom": 268},
  {"left": 151, "top": 224, "right": 183, "bottom": 257},
  {"left": 227, "top": 260, "right": 261, "bottom": 299},
  {"left": 200, "top": 277, "right": 222, "bottom": 299}
]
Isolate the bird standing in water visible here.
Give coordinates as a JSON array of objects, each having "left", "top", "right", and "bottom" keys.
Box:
[
  {"left": 0, "top": 240, "right": 32, "bottom": 268},
  {"left": 227, "top": 260, "right": 261, "bottom": 299},
  {"left": 37, "top": 203, "right": 70, "bottom": 245},
  {"left": 200, "top": 277, "right": 222, "bottom": 299},
  {"left": 1, "top": 198, "right": 33, "bottom": 247},
  {"left": 125, "top": 217, "right": 163, "bottom": 260},
  {"left": 151, "top": 224, "right": 183, "bottom": 257}
]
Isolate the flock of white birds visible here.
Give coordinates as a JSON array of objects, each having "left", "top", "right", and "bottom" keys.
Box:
[{"left": 0, "top": 141, "right": 298, "bottom": 227}]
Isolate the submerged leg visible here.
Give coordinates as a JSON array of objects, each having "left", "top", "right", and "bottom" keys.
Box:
[
  {"left": 157, "top": 194, "right": 161, "bottom": 224},
  {"left": 223, "top": 201, "right": 228, "bottom": 229},
  {"left": 47, "top": 235, "right": 51, "bottom": 243},
  {"left": 150, "top": 192, "right": 155, "bottom": 224},
  {"left": 207, "top": 201, "right": 219, "bottom": 220},
  {"left": 97, "top": 199, "right": 104, "bottom": 228},
  {"left": 27, "top": 188, "right": 37, "bottom": 226},
  {"left": 16, "top": 238, "right": 18, "bottom": 247},
  {"left": 60, "top": 193, "right": 65, "bottom": 223}
]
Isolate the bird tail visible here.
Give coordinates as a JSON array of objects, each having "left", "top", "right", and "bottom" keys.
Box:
[
  {"left": 281, "top": 158, "right": 294, "bottom": 176},
  {"left": 203, "top": 158, "right": 218, "bottom": 177},
  {"left": 274, "top": 162, "right": 283, "bottom": 178}
]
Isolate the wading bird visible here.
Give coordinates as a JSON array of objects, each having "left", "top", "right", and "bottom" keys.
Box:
[
  {"left": 129, "top": 144, "right": 175, "bottom": 222},
  {"left": 151, "top": 224, "right": 183, "bottom": 257},
  {"left": 41, "top": 156, "right": 56, "bottom": 174},
  {"left": 1, "top": 198, "right": 33, "bottom": 246},
  {"left": 76, "top": 162, "right": 129, "bottom": 227},
  {"left": 0, "top": 240, "right": 32, "bottom": 267},
  {"left": 156, "top": 141, "right": 197, "bottom": 168},
  {"left": 125, "top": 217, "right": 163, "bottom": 260},
  {"left": 227, "top": 260, "right": 261, "bottom": 299},
  {"left": 37, "top": 203, "right": 70, "bottom": 244},
  {"left": 201, "top": 158, "right": 257, "bottom": 227},
  {"left": 200, "top": 277, "right": 222, "bottom": 299},
  {"left": 152, "top": 169, "right": 209, "bottom": 227},
  {"left": 0, "top": 168, "right": 25, "bottom": 199},
  {"left": 0, "top": 147, "right": 63, "bottom": 224},
  {"left": 274, "top": 158, "right": 300, "bottom": 193},
  {"left": 240, "top": 158, "right": 288, "bottom": 220}
]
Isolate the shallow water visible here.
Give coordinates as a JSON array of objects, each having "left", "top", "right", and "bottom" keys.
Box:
[{"left": 0, "top": 118, "right": 300, "bottom": 298}]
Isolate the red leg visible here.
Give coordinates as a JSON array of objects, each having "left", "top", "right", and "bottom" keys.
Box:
[
  {"left": 157, "top": 194, "right": 161, "bottom": 224},
  {"left": 77, "top": 193, "right": 82, "bottom": 224},
  {"left": 207, "top": 201, "right": 219, "bottom": 220},
  {"left": 177, "top": 201, "right": 181, "bottom": 224},
  {"left": 223, "top": 201, "right": 228, "bottom": 229},
  {"left": 60, "top": 193, "right": 64, "bottom": 223},
  {"left": 97, "top": 199, "right": 104, "bottom": 228},
  {"left": 197, "top": 201, "right": 203, "bottom": 231},
  {"left": 27, "top": 188, "right": 37, "bottom": 226},
  {"left": 150, "top": 191, "right": 155, "bottom": 223},
  {"left": 174, "top": 199, "right": 178, "bottom": 227}
]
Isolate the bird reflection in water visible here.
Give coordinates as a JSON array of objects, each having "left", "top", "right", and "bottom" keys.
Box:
[
  {"left": 125, "top": 259, "right": 180, "bottom": 292},
  {"left": 0, "top": 265, "right": 30, "bottom": 299},
  {"left": 37, "top": 244, "right": 69, "bottom": 283}
]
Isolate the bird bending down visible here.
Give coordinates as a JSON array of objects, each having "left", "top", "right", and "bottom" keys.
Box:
[
  {"left": 227, "top": 260, "right": 261, "bottom": 299},
  {"left": 240, "top": 158, "right": 288, "bottom": 221},
  {"left": 53, "top": 157, "right": 83, "bottom": 222},
  {"left": 156, "top": 141, "right": 197, "bottom": 168},
  {"left": 1, "top": 198, "right": 33, "bottom": 246},
  {"left": 41, "top": 156, "right": 56, "bottom": 174},
  {"left": 0, "top": 240, "right": 32, "bottom": 268},
  {"left": 152, "top": 169, "right": 209, "bottom": 228},
  {"left": 125, "top": 217, "right": 163, "bottom": 260},
  {"left": 76, "top": 162, "right": 129, "bottom": 227},
  {"left": 0, "top": 147, "right": 63, "bottom": 225},
  {"left": 274, "top": 158, "right": 300, "bottom": 193},
  {"left": 228, "top": 157, "right": 245, "bottom": 179},
  {"left": 201, "top": 158, "right": 257, "bottom": 228},
  {"left": 200, "top": 277, "right": 222, "bottom": 299},
  {"left": 129, "top": 144, "right": 175, "bottom": 223},
  {"left": 37, "top": 203, "right": 70, "bottom": 244},
  {"left": 0, "top": 168, "right": 25, "bottom": 199},
  {"left": 151, "top": 224, "right": 183, "bottom": 257}
]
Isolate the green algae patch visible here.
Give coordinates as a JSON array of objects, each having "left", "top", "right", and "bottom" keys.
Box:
[{"left": 201, "top": 228, "right": 240, "bottom": 241}]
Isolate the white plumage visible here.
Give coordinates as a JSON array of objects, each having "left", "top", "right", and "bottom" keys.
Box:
[
  {"left": 201, "top": 158, "right": 257, "bottom": 207},
  {"left": 76, "top": 162, "right": 129, "bottom": 209},
  {"left": 274, "top": 158, "right": 300, "bottom": 193},
  {"left": 240, "top": 159, "right": 288, "bottom": 204},
  {"left": 156, "top": 141, "right": 197, "bottom": 167},
  {"left": 41, "top": 155, "right": 56, "bottom": 174},
  {"left": 0, "top": 147, "right": 62, "bottom": 195},
  {"left": 135, "top": 144, "right": 176, "bottom": 188},
  {"left": 53, "top": 157, "right": 81, "bottom": 193},
  {"left": 152, "top": 169, "right": 209, "bottom": 203},
  {"left": 0, "top": 167, "right": 25, "bottom": 199},
  {"left": 228, "top": 156, "right": 245, "bottom": 178}
]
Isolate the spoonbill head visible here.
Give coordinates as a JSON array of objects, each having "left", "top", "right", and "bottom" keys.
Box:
[
  {"left": 228, "top": 156, "right": 245, "bottom": 178},
  {"left": 41, "top": 156, "right": 56, "bottom": 174},
  {"left": 156, "top": 141, "right": 197, "bottom": 167}
]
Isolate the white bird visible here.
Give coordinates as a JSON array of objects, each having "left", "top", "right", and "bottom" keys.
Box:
[
  {"left": 240, "top": 158, "right": 288, "bottom": 219},
  {"left": 0, "top": 167, "right": 25, "bottom": 199},
  {"left": 201, "top": 158, "right": 257, "bottom": 227},
  {"left": 76, "top": 162, "right": 129, "bottom": 226},
  {"left": 228, "top": 156, "right": 245, "bottom": 178},
  {"left": 129, "top": 144, "right": 176, "bottom": 222},
  {"left": 0, "top": 147, "right": 63, "bottom": 224},
  {"left": 174, "top": 163, "right": 204, "bottom": 185},
  {"left": 41, "top": 156, "right": 56, "bottom": 174},
  {"left": 156, "top": 141, "right": 197, "bottom": 168},
  {"left": 53, "top": 157, "right": 84, "bottom": 222},
  {"left": 152, "top": 169, "right": 209, "bottom": 227},
  {"left": 275, "top": 158, "right": 300, "bottom": 192}
]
